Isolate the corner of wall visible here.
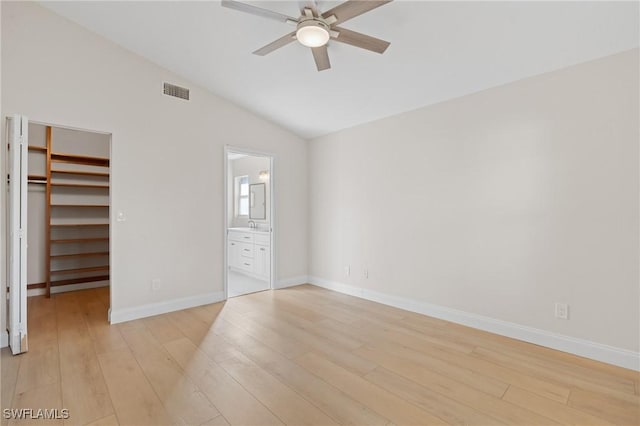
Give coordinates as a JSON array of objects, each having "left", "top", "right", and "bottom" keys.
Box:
[{"left": 275, "top": 275, "right": 309, "bottom": 290}]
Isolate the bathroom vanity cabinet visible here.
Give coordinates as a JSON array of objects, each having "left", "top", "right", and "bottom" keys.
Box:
[{"left": 228, "top": 228, "right": 270, "bottom": 281}]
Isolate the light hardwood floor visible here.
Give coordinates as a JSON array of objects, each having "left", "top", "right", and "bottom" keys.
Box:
[{"left": 1, "top": 285, "right": 638, "bottom": 425}]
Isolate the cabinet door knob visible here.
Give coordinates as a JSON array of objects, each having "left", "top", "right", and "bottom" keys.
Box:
[{"left": 260, "top": 248, "right": 265, "bottom": 251}]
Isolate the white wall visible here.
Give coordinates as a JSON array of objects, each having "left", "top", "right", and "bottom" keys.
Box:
[
  {"left": 1, "top": 2, "right": 308, "bottom": 327},
  {"left": 309, "top": 49, "right": 639, "bottom": 358},
  {"left": 229, "top": 156, "right": 271, "bottom": 228}
]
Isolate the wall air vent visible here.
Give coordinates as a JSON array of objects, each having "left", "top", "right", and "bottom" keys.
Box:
[{"left": 163, "top": 82, "right": 190, "bottom": 100}]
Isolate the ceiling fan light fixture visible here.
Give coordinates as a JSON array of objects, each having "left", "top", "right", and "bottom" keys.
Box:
[
  {"left": 296, "top": 20, "right": 330, "bottom": 47},
  {"left": 221, "top": 0, "right": 393, "bottom": 71}
]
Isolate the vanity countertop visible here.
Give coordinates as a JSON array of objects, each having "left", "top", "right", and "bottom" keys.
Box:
[{"left": 228, "top": 227, "right": 270, "bottom": 234}]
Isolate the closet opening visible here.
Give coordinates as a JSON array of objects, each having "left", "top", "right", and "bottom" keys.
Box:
[
  {"left": 6, "top": 119, "right": 111, "bottom": 354},
  {"left": 224, "top": 146, "right": 275, "bottom": 298}
]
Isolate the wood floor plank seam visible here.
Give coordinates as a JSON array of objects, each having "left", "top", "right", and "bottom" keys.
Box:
[
  {"left": 162, "top": 313, "right": 289, "bottom": 426},
  {"left": 91, "top": 331, "right": 122, "bottom": 426},
  {"left": 354, "top": 346, "right": 560, "bottom": 425},
  {"left": 356, "top": 346, "right": 508, "bottom": 398},
  {"left": 201, "top": 414, "right": 232, "bottom": 426},
  {"left": 293, "top": 351, "right": 450, "bottom": 425},
  {"left": 120, "top": 322, "right": 221, "bottom": 425},
  {"left": 216, "top": 356, "right": 344, "bottom": 426},
  {"left": 471, "top": 346, "right": 639, "bottom": 400},
  {"left": 5, "top": 355, "right": 22, "bottom": 416},
  {"left": 467, "top": 353, "right": 573, "bottom": 403},
  {"left": 450, "top": 324, "right": 638, "bottom": 383},
  {"left": 463, "top": 336, "right": 637, "bottom": 394},
  {"left": 500, "top": 384, "right": 511, "bottom": 399},
  {"left": 362, "top": 331, "right": 571, "bottom": 404},
  {"left": 162, "top": 337, "right": 286, "bottom": 426},
  {"left": 194, "top": 352, "right": 289, "bottom": 426},
  {"left": 207, "top": 321, "right": 391, "bottom": 426},
  {"left": 363, "top": 366, "right": 509, "bottom": 425},
  {"left": 360, "top": 340, "right": 510, "bottom": 398},
  {"left": 207, "top": 307, "right": 378, "bottom": 424},
  {"left": 56, "top": 291, "right": 116, "bottom": 425},
  {"left": 220, "top": 311, "right": 376, "bottom": 377},
  {"left": 198, "top": 334, "right": 338, "bottom": 425}
]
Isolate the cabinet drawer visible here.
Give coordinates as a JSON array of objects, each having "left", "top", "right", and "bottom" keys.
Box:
[
  {"left": 237, "top": 259, "right": 253, "bottom": 272},
  {"left": 254, "top": 234, "right": 270, "bottom": 246},
  {"left": 239, "top": 242, "right": 254, "bottom": 258},
  {"left": 229, "top": 231, "right": 253, "bottom": 243}
]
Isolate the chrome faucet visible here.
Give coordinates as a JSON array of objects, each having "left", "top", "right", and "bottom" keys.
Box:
[{"left": 248, "top": 220, "right": 256, "bottom": 229}]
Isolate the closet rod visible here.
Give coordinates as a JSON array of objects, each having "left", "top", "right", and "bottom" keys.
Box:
[{"left": 6, "top": 174, "right": 47, "bottom": 182}]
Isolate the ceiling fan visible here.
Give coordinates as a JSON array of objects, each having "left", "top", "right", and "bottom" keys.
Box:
[{"left": 221, "top": 0, "right": 393, "bottom": 71}]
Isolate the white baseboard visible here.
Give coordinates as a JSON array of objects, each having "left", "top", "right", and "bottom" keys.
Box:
[
  {"left": 308, "top": 276, "right": 640, "bottom": 371},
  {"left": 27, "top": 280, "right": 109, "bottom": 297},
  {"left": 275, "top": 275, "right": 309, "bottom": 289},
  {"left": 0, "top": 331, "right": 8, "bottom": 348},
  {"left": 109, "top": 291, "right": 225, "bottom": 324}
]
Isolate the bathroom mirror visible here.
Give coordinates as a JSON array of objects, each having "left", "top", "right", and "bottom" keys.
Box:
[{"left": 249, "top": 183, "right": 266, "bottom": 220}]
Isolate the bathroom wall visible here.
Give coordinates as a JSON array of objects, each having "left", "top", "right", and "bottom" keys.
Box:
[{"left": 229, "top": 156, "right": 271, "bottom": 228}]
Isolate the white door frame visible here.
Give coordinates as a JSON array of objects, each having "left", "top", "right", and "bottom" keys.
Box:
[
  {"left": 223, "top": 145, "right": 276, "bottom": 299},
  {"left": 7, "top": 115, "right": 29, "bottom": 354}
]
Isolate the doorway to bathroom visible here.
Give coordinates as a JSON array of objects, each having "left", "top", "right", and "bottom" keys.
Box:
[{"left": 224, "top": 146, "right": 274, "bottom": 298}]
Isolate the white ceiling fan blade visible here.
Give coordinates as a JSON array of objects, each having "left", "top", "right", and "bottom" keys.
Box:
[
  {"left": 252, "top": 32, "right": 297, "bottom": 56},
  {"left": 322, "top": 0, "right": 392, "bottom": 26},
  {"left": 221, "top": 0, "right": 297, "bottom": 23},
  {"left": 332, "top": 27, "right": 390, "bottom": 54},
  {"left": 311, "top": 45, "right": 331, "bottom": 71}
]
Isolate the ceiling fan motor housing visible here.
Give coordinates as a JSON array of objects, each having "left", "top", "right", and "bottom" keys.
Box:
[{"left": 296, "top": 18, "right": 331, "bottom": 47}]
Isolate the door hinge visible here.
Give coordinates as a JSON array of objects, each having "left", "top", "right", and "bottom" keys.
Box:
[{"left": 18, "top": 228, "right": 24, "bottom": 239}]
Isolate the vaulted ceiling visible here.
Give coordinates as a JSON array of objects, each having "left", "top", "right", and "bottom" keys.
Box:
[{"left": 42, "top": 1, "right": 639, "bottom": 139}]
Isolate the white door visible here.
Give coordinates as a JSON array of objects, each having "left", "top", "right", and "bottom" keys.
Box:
[{"left": 7, "top": 115, "right": 28, "bottom": 354}]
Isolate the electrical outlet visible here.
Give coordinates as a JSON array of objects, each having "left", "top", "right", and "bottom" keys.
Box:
[
  {"left": 555, "top": 302, "right": 569, "bottom": 320},
  {"left": 151, "top": 278, "right": 161, "bottom": 291},
  {"left": 117, "top": 211, "right": 126, "bottom": 222},
  {"left": 364, "top": 267, "right": 369, "bottom": 279},
  {"left": 344, "top": 265, "right": 350, "bottom": 277}
]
